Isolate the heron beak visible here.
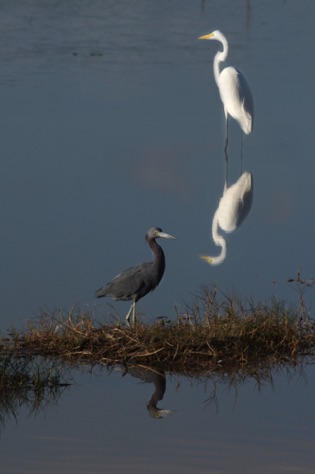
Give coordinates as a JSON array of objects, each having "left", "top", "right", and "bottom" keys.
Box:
[
  {"left": 198, "top": 33, "right": 214, "bottom": 40},
  {"left": 200, "top": 255, "right": 213, "bottom": 264},
  {"left": 158, "top": 232, "right": 176, "bottom": 240}
]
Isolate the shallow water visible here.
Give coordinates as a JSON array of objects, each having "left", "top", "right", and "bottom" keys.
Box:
[
  {"left": 0, "top": 0, "right": 314, "bottom": 472},
  {"left": 1, "top": 361, "right": 315, "bottom": 473}
]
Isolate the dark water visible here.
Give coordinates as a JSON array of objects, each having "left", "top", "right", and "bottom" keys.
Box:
[
  {"left": 0, "top": 0, "right": 314, "bottom": 472},
  {"left": 1, "top": 361, "right": 315, "bottom": 473}
]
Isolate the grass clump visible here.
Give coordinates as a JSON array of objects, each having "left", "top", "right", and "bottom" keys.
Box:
[{"left": 2, "top": 288, "right": 314, "bottom": 372}]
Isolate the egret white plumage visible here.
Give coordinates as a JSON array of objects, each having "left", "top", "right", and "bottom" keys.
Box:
[{"left": 198, "top": 30, "right": 254, "bottom": 149}]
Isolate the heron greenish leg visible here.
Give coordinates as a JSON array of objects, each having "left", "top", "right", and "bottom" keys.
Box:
[
  {"left": 132, "top": 302, "right": 137, "bottom": 324},
  {"left": 125, "top": 302, "right": 134, "bottom": 324}
]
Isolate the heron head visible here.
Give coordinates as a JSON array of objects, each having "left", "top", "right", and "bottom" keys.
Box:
[{"left": 146, "top": 227, "right": 176, "bottom": 241}]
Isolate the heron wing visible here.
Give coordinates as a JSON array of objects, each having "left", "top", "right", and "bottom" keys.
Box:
[{"left": 95, "top": 261, "right": 153, "bottom": 301}]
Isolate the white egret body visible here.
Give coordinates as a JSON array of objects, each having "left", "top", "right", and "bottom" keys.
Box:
[{"left": 198, "top": 30, "right": 254, "bottom": 143}]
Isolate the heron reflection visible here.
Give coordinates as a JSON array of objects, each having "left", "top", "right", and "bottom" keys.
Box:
[
  {"left": 201, "top": 155, "right": 253, "bottom": 265},
  {"left": 125, "top": 366, "right": 173, "bottom": 419}
]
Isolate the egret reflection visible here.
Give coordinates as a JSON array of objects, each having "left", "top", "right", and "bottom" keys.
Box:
[{"left": 201, "top": 157, "right": 253, "bottom": 265}]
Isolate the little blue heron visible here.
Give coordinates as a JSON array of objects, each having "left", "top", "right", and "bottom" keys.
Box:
[{"left": 95, "top": 227, "right": 175, "bottom": 324}]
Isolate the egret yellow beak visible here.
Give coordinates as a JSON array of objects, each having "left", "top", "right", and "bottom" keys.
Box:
[
  {"left": 198, "top": 33, "right": 214, "bottom": 40},
  {"left": 200, "top": 255, "right": 213, "bottom": 264}
]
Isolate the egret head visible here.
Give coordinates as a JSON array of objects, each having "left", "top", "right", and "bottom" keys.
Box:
[
  {"left": 200, "top": 255, "right": 214, "bottom": 264},
  {"left": 198, "top": 30, "right": 220, "bottom": 41}
]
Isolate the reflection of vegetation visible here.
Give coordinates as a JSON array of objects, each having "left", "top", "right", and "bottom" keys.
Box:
[
  {"left": 0, "top": 277, "right": 311, "bottom": 425},
  {"left": 3, "top": 283, "right": 314, "bottom": 372},
  {"left": 172, "top": 357, "right": 312, "bottom": 409},
  {"left": 0, "top": 351, "right": 71, "bottom": 429},
  {"left": 0, "top": 277, "right": 313, "bottom": 425}
]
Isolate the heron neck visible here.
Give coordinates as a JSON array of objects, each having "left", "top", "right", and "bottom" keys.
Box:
[{"left": 149, "top": 239, "right": 166, "bottom": 271}]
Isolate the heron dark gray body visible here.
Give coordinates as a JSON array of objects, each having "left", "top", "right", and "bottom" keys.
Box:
[
  {"left": 95, "top": 227, "right": 175, "bottom": 323},
  {"left": 95, "top": 243, "right": 165, "bottom": 302}
]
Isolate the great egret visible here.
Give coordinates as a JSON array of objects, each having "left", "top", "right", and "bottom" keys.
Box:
[
  {"left": 198, "top": 30, "right": 254, "bottom": 149},
  {"left": 95, "top": 227, "right": 175, "bottom": 324},
  {"left": 201, "top": 171, "right": 253, "bottom": 265}
]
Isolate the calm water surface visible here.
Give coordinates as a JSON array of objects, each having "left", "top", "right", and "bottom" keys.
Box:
[{"left": 0, "top": 0, "right": 314, "bottom": 472}]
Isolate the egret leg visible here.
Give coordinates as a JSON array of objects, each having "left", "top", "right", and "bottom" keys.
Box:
[
  {"left": 224, "top": 116, "right": 229, "bottom": 152},
  {"left": 224, "top": 146, "right": 229, "bottom": 187},
  {"left": 125, "top": 302, "right": 134, "bottom": 324},
  {"left": 240, "top": 131, "right": 244, "bottom": 173}
]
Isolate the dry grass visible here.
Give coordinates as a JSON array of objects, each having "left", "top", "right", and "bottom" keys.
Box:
[
  {"left": 0, "top": 280, "right": 312, "bottom": 424},
  {"left": 2, "top": 287, "right": 314, "bottom": 373}
]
